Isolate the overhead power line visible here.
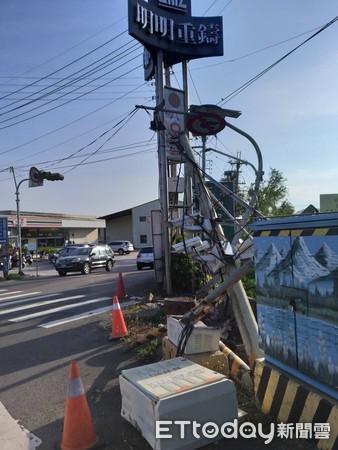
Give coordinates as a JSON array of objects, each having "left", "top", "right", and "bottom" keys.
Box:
[
  {"left": 0, "top": 29, "right": 128, "bottom": 103},
  {"left": 0, "top": 57, "right": 143, "bottom": 131},
  {"left": 218, "top": 15, "right": 338, "bottom": 105},
  {"left": 0, "top": 40, "right": 141, "bottom": 115},
  {"left": 0, "top": 80, "right": 149, "bottom": 159},
  {"left": 1, "top": 16, "right": 127, "bottom": 88}
]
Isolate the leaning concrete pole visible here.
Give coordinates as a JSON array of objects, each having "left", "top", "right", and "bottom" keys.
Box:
[
  {"left": 178, "top": 132, "right": 263, "bottom": 368},
  {"left": 155, "top": 50, "right": 172, "bottom": 296}
]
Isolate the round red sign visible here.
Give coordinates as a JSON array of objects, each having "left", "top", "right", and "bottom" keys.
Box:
[{"left": 185, "top": 113, "right": 226, "bottom": 136}]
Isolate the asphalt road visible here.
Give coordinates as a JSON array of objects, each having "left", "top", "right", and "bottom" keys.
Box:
[{"left": 0, "top": 253, "right": 157, "bottom": 449}]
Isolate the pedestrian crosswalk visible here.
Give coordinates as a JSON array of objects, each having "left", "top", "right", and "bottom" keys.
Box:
[{"left": 0, "top": 288, "right": 135, "bottom": 329}]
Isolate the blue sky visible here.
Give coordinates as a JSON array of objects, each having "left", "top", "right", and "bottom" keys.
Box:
[{"left": 0, "top": 0, "right": 337, "bottom": 217}]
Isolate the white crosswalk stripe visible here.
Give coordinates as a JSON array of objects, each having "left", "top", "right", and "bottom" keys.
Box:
[
  {"left": 0, "top": 292, "right": 42, "bottom": 302},
  {"left": 0, "top": 293, "right": 60, "bottom": 308},
  {"left": 0, "top": 289, "right": 120, "bottom": 328},
  {"left": 0, "top": 295, "right": 85, "bottom": 316},
  {"left": 40, "top": 301, "right": 138, "bottom": 328},
  {"left": 40, "top": 305, "right": 115, "bottom": 328},
  {"left": 9, "top": 297, "right": 111, "bottom": 323}
]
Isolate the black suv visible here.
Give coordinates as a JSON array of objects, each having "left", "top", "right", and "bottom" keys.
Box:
[
  {"left": 50, "top": 244, "right": 92, "bottom": 264},
  {"left": 55, "top": 245, "right": 115, "bottom": 276}
]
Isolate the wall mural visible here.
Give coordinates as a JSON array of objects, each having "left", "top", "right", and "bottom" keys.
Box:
[{"left": 253, "top": 232, "right": 338, "bottom": 394}]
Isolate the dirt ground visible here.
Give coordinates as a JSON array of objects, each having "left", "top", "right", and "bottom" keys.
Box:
[{"left": 91, "top": 305, "right": 318, "bottom": 450}]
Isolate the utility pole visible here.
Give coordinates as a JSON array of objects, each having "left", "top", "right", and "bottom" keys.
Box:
[
  {"left": 155, "top": 51, "right": 172, "bottom": 296},
  {"left": 201, "top": 135, "right": 207, "bottom": 179}
]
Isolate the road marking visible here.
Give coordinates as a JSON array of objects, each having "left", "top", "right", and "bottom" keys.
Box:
[
  {"left": 9, "top": 297, "right": 111, "bottom": 323},
  {"left": 39, "top": 300, "right": 138, "bottom": 328},
  {"left": 0, "top": 290, "right": 23, "bottom": 297},
  {"left": 40, "top": 305, "right": 114, "bottom": 328},
  {"left": 0, "top": 293, "right": 60, "bottom": 308},
  {"left": 0, "top": 295, "right": 85, "bottom": 316},
  {"left": 0, "top": 292, "right": 41, "bottom": 302}
]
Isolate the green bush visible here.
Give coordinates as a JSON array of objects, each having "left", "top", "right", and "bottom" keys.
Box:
[
  {"left": 241, "top": 269, "right": 256, "bottom": 299},
  {"left": 171, "top": 253, "right": 207, "bottom": 295},
  {"left": 37, "top": 246, "right": 58, "bottom": 256}
]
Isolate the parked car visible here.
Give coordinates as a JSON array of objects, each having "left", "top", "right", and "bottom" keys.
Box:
[
  {"left": 136, "top": 246, "right": 154, "bottom": 270},
  {"left": 55, "top": 245, "right": 115, "bottom": 276},
  {"left": 108, "top": 240, "right": 134, "bottom": 255}
]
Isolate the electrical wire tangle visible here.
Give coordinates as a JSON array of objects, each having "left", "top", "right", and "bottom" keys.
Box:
[{"left": 166, "top": 121, "right": 263, "bottom": 286}]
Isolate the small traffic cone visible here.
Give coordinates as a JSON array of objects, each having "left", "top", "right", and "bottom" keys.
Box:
[
  {"left": 61, "top": 361, "right": 98, "bottom": 450},
  {"left": 109, "top": 296, "right": 128, "bottom": 340},
  {"left": 116, "top": 272, "right": 126, "bottom": 299}
]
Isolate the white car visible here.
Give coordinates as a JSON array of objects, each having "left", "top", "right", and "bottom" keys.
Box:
[
  {"left": 136, "top": 246, "right": 154, "bottom": 270},
  {"left": 108, "top": 240, "right": 134, "bottom": 255}
]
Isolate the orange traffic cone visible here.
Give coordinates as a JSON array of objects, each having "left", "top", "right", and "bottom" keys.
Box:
[
  {"left": 61, "top": 361, "right": 98, "bottom": 450},
  {"left": 116, "top": 272, "right": 126, "bottom": 299},
  {"left": 109, "top": 296, "right": 128, "bottom": 340}
]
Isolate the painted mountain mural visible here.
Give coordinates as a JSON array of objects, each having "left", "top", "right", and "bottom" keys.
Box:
[
  {"left": 254, "top": 235, "right": 338, "bottom": 322},
  {"left": 266, "top": 236, "right": 330, "bottom": 289},
  {"left": 255, "top": 242, "right": 283, "bottom": 286},
  {"left": 253, "top": 224, "right": 338, "bottom": 396},
  {"left": 314, "top": 241, "right": 338, "bottom": 271}
]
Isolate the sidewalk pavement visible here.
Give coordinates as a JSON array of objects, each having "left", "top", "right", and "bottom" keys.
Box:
[{"left": 1, "top": 259, "right": 56, "bottom": 281}]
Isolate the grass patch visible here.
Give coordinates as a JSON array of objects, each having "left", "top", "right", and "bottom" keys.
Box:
[
  {"left": 122, "top": 310, "right": 165, "bottom": 362},
  {"left": 0, "top": 273, "right": 23, "bottom": 281}
]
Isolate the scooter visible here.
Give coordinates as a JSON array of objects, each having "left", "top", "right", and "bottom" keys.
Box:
[
  {"left": 11, "top": 256, "right": 26, "bottom": 269},
  {"left": 25, "top": 254, "right": 33, "bottom": 265}
]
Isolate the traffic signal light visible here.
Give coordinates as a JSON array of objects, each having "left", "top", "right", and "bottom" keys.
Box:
[{"left": 31, "top": 169, "right": 64, "bottom": 182}]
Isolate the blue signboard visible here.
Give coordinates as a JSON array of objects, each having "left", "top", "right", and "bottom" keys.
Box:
[{"left": 0, "top": 217, "right": 8, "bottom": 244}]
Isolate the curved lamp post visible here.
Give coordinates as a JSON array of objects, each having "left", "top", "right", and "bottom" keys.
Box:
[{"left": 10, "top": 167, "right": 28, "bottom": 275}]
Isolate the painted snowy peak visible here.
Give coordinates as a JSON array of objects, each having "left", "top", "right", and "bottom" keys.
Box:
[
  {"left": 313, "top": 241, "right": 338, "bottom": 271},
  {"left": 255, "top": 236, "right": 336, "bottom": 289}
]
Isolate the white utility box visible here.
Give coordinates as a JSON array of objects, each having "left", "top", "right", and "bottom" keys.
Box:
[
  {"left": 167, "top": 315, "right": 220, "bottom": 354},
  {"left": 119, "top": 357, "right": 237, "bottom": 450}
]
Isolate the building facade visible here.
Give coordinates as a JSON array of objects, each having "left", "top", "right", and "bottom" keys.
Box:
[
  {"left": 0, "top": 210, "right": 105, "bottom": 251},
  {"left": 1, "top": 199, "right": 161, "bottom": 253},
  {"left": 100, "top": 199, "right": 160, "bottom": 249}
]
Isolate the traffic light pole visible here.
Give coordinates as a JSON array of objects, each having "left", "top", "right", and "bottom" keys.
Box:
[
  {"left": 10, "top": 167, "right": 28, "bottom": 275},
  {"left": 10, "top": 166, "right": 64, "bottom": 276}
]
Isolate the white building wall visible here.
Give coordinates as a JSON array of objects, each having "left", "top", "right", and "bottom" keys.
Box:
[{"left": 132, "top": 200, "right": 159, "bottom": 249}]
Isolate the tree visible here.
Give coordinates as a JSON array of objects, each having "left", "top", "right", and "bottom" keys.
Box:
[
  {"left": 247, "top": 167, "right": 294, "bottom": 216},
  {"left": 246, "top": 168, "right": 295, "bottom": 217}
]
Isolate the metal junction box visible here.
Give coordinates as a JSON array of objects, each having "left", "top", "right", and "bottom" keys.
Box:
[
  {"left": 251, "top": 213, "right": 338, "bottom": 400},
  {"left": 119, "top": 357, "right": 237, "bottom": 450}
]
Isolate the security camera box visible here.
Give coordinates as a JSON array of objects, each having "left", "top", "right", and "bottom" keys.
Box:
[{"left": 119, "top": 357, "right": 237, "bottom": 450}]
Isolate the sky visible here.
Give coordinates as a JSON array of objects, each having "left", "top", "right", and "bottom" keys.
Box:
[{"left": 0, "top": 0, "right": 337, "bottom": 217}]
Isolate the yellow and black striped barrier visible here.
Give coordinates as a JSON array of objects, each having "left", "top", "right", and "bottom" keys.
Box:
[
  {"left": 252, "top": 227, "right": 338, "bottom": 238},
  {"left": 254, "top": 359, "right": 338, "bottom": 450}
]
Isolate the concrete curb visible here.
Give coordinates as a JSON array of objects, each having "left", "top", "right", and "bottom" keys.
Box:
[{"left": 0, "top": 401, "right": 38, "bottom": 450}]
